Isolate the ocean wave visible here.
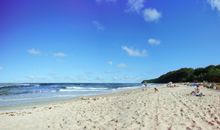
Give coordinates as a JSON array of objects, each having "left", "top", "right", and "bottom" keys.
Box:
[
  {"left": 0, "top": 83, "right": 35, "bottom": 89},
  {"left": 65, "top": 86, "right": 84, "bottom": 89},
  {"left": 113, "top": 86, "right": 141, "bottom": 91},
  {"left": 0, "top": 83, "right": 144, "bottom": 107},
  {"left": 65, "top": 86, "right": 108, "bottom": 90},
  {"left": 20, "top": 83, "right": 31, "bottom": 86},
  {"left": 59, "top": 89, "right": 106, "bottom": 92},
  {"left": 33, "top": 84, "right": 40, "bottom": 87},
  {"left": 61, "top": 85, "right": 141, "bottom": 92}
]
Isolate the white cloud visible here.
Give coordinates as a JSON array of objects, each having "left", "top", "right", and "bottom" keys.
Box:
[
  {"left": 125, "top": 1, "right": 162, "bottom": 23},
  {"left": 108, "top": 61, "right": 113, "bottom": 65},
  {"left": 126, "top": 0, "right": 145, "bottom": 13},
  {"left": 53, "top": 52, "right": 67, "bottom": 58},
  {"left": 143, "top": 8, "right": 161, "bottom": 22},
  {"left": 122, "top": 46, "right": 147, "bottom": 57},
  {"left": 117, "top": 63, "right": 127, "bottom": 68},
  {"left": 27, "top": 48, "right": 41, "bottom": 55},
  {"left": 208, "top": 0, "right": 220, "bottom": 12},
  {"left": 148, "top": 38, "right": 161, "bottom": 45},
  {"left": 92, "top": 20, "right": 105, "bottom": 31}
]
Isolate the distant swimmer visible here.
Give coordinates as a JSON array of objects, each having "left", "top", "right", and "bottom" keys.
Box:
[
  {"left": 142, "top": 81, "right": 148, "bottom": 91},
  {"left": 143, "top": 81, "right": 147, "bottom": 87}
]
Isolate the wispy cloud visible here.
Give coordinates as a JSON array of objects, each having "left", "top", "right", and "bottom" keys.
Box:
[
  {"left": 125, "top": 1, "right": 162, "bottom": 23},
  {"left": 143, "top": 8, "right": 162, "bottom": 22},
  {"left": 208, "top": 0, "right": 220, "bottom": 12},
  {"left": 53, "top": 52, "right": 67, "bottom": 58},
  {"left": 108, "top": 61, "right": 113, "bottom": 65},
  {"left": 122, "top": 46, "right": 147, "bottom": 57},
  {"left": 27, "top": 48, "right": 41, "bottom": 55},
  {"left": 117, "top": 63, "right": 127, "bottom": 68},
  {"left": 148, "top": 38, "right": 161, "bottom": 45},
  {"left": 92, "top": 20, "right": 105, "bottom": 31},
  {"left": 126, "top": 0, "right": 145, "bottom": 13}
]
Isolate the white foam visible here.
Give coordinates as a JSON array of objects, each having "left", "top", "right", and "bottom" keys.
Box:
[
  {"left": 113, "top": 85, "right": 141, "bottom": 91},
  {"left": 59, "top": 89, "right": 105, "bottom": 92},
  {"left": 65, "top": 86, "right": 84, "bottom": 89},
  {"left": 65, "top": 86, "right": 108, "bottom": 90}
]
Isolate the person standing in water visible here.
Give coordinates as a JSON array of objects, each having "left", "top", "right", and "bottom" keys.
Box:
[
  {"left": 142, "top": 81, "right": 148, "bottom": 91},
  {"left": 143, "top": 81, "right": 148, "bottom": 88}
]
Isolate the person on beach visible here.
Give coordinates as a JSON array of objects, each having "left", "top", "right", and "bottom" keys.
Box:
[
  {"left": 143, "top": 82, "right": 147, "bottom": 87},
  {"left": 154, "top": 88, "right": 159, "bottom": 93},
  {"left": 191, "top": 85, "right": 205, "bottom": 96},
  {"left": 142, "top": 81, "right": 147, "bottom": 88},
  {"left": 142, "top": 81, "right": 148, "bottom": 91},
  {"left": 167, "top": 82, "right": 174, "bottom": 87},
  {"left": 195, "top": 85, "right": 200, "bottom": 95}
]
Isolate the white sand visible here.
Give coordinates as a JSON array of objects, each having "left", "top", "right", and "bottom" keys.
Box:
[{"left": 0, "top": 84, "right": 220, "bottom": 130}]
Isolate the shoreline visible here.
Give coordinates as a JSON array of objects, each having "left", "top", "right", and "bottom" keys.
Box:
[
  {"left": 0, "top": 84, "right": 219, "bottom": 130},
  {"left": 0, "top": 84, "right": 148, "bottom": 111},
  {"left": 0, "top": 83, "right": 144, "bottom": 109}
]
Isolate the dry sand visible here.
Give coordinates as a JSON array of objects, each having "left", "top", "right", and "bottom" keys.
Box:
[{"left": 0, "top": 84, "right": 220, "bottom": 130}]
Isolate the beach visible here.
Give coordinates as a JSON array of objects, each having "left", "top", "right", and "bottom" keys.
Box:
[{"left": 0, "top": 84, "right": 220, "bottom": 130}]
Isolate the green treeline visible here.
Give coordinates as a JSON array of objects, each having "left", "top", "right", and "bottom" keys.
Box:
[{"left": 142, "top": 65, "right": 220, "bottom": 83}]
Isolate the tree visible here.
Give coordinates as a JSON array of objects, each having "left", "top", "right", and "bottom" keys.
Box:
[{"left": 144, "top": 65, "right": 220, "bottom": 83}]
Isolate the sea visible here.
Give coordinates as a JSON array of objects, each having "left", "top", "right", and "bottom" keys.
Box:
[{"left": 0, "top": 83, "right": 156, "bottom": 107}]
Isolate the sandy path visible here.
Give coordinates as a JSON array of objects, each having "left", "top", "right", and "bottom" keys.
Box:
[{"left": 0, "top": 85, "right": 219, "bottom": 130}]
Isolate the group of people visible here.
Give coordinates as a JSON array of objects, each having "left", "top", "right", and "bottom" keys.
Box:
[
  {"left": 142, "top": 82, "right": 159, "bottom": 93},
  {"left": 142, "top": 81, "right": 207, "bottom": 96},
  {"left": 167, "top": 82, "right": 178, "bottom": 87},
  {"left": 203, "top": 82, "right": 217, "bottom": 90},
  {"left": 190, "top": 84, "right": 205, "bottom": 97}
]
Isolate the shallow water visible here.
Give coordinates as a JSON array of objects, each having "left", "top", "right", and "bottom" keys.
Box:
[{"left": 0, "top": 83, "right": 149, "bottom": 107}]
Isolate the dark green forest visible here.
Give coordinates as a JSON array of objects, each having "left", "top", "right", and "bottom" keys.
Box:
[{"left": 142, "top": 65, "right": 220, "bottom": 83}]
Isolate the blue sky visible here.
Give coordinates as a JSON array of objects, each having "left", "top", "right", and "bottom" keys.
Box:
[{"left": 0, "top": 0, "right": 220, "bottom": 83}]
